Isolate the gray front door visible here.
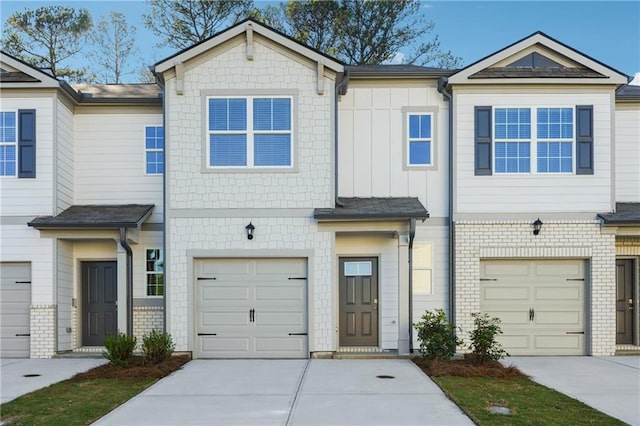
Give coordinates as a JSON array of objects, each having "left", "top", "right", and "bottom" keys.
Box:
[
  {"left": 82, "top": 262, "right": 117, "bottom": 346},
  {"left": 339, "top": 257, "right": 378, "bottom": 347},
  {"left": 616, "top": 259, "right": 634, "bottom": 345}
]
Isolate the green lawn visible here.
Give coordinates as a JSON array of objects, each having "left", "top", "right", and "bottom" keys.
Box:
[
  {"left": 433, "top": 376, "right": 626, "bottom": 426},
  {"left": 0, "top": 378, "right": 155, "bottom": 426}
]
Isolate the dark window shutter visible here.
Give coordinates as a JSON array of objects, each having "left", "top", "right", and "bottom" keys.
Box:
[
  {"left": 475, "top": 106, "right": 492, "bottom": 175},
  {"left": 575, "top": 105, "right": 593, "bottom": 175},
  {"left": 18, "top": 109, "right": 36, "bottom": 178}
]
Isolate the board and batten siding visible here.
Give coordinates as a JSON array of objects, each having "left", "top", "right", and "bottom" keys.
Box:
[
  {"left": 454, "top": 90, "right": 613, "bottom": 213},
  {"left": 55, "top": 99, "right": 74, "bottom": 213},
  {"left": 614, "top": 104, "right": 640, "bottom": 202},
  {"left": 74, "top": 110, "right": 163, "bottom": 222},
  {"left": 338, "top": 82, "right": 450, "bottom": 218},
  {"left": 0, "top": 97, "right": 55, "bottom": 216}
]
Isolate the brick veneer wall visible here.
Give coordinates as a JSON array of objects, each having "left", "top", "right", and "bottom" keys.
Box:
[
  {"left": 454, "top": 220, "right": 616, "bottom": 356},
  {"left": 133, "top": 306, "right": 164, "bottom": 347},
  {"left": 30, "top": 305, "right": 56, "bottom": 358}
]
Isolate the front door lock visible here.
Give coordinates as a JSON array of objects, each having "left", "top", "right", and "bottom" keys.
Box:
[
  {"left": 373, "top": 298, "right": 378, "bottom": 310},
  {"left": 630, "top": 299, "right": 634, "bottom": 311}
]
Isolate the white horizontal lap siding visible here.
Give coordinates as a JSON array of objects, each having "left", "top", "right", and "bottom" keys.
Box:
[
  {"left": 615, "top": 105, "right": 640, "bottom": 202},
  {"left": 412, "top": 224, "right": 449, "bottom": 339},
  {"left": 455, "top": 91, "right": 612, "bottom": 213},
  {"left": 74, "top": 112, "right": 163, "bottom": 222},
  {"left": 166, "top": 38, "right": 333, "bottom": 211},
  {"left": 336, "top": 236, "right": 399, "bottom": 349},
  {"left": 338, "top": 83, "right": 449, "bottom": 217},
  {"left": 0, "top": 97, "right": 55, "bottom": 216},
  {"left": 0, "top": 225, "right": 54, "bottom": 305},
  {"left": 56, "top": 100, "right": 74, "bottom": 212}
]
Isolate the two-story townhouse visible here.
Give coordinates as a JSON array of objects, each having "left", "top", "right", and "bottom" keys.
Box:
[
  {"left": 2, "top": 20, "right": 638, "bottom": 359},
  {"left": 443, "top": 32, "right": 636, "bottom": 356},
  {"left": 0, "top": 52, "right": 164, "bottom": 358}
]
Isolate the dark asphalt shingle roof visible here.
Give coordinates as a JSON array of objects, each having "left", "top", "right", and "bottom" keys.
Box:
[
  {"left": 314, "top": 197, "right": 429, "bottom": 220},
  {"left": 0, "top": 71, "right": 39, "bottom": 83},
  {"left": 71, "top": 84, "right": 162, "bottom": 99},
  {"left": 348, "top": 64, "right": 456, "bottom": 78},
  {"left": 470, "top": 67, "right": 605, "bottom": 79},
  {"left": 617, "top": 84, "right": 640, "bottom": 101},
  {"left": 598, "top": 203, "right": 640, "bottom": 225},
  {"left": 29, "top": 204, "right": 154, "bottom": 229}
]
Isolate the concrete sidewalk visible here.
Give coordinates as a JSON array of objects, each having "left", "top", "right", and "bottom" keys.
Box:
[
  {"left": 505, "top": 356, "right": 640, "bottom": 426},
  {"left": 94, "top": 359, "right": 473, "bottom": 426},
  {"left": 1, "top": 358, "right": 107, "bottom": 403}
]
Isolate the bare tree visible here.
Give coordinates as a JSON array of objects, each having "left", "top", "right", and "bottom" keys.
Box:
[{"left": 88, "top": 12, "right": 138, "bottom": 84}]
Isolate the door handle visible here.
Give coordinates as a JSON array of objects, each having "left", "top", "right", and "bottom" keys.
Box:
[
  {"left": 529, "top": 308, "right": 535, "bottom": 321},
  {"left": 630, "top": 299, "right": 634, "bottom": 311},
  {"left": 373, "top": 298, "right": 378, "bottom": 310},
  {"left": 249, "top": 309, "right": 255, "bottom": 322}
]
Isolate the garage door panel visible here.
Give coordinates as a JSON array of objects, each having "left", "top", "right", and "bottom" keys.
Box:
[
  {"left": 195, "top": 258, "right": 307, "bottom": 358},
  {"left": 1, "top": 263, "right": 31, "bottom": 358},
  {"left": 480, "top": 259, "right": 586, "bottom": 356},
  {"left": 483, "top": 286, "right": 529, "bottom": 301}
]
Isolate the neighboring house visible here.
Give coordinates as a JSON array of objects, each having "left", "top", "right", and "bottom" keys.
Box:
[{"left": 0, "top": 19, "right": 638, "bottom": 359}]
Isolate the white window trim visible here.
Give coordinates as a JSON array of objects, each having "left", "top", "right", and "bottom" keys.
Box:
[
  {"left": 144, "top": 125, "right": 164, "bottom": 176},
  {"left": 406, "top": 112, "right": 433, "bottom": 167},
  {"left": 402, "top": 107, "right": 438, "bottom": 171},
  {"left": 206, "top": 96, "right": 294, "bottom": 169},
  {"left": 492, "top": 105, "right": 576, "bottom": 175},
  {"left": 145, "top": 248, "right": 164, "bottom": 297},
  {"left": 0, "top": 110, "right": 18, "bottom": 178}
]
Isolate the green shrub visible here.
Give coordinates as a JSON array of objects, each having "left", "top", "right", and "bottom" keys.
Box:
[
  {"left": 468, "top": 312, "right": 509, "bottom": 363},
  {"left": 142, "top": 329, "right": 175, "bottom": 364},
  {"left": 413, "top": 308, "right": 462, "bottom": 359},
  {"left": 103, "top": 332, "right": 137, "bottom": 366}
]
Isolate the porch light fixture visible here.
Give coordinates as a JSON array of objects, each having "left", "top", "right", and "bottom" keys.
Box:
[
  {"left": 532, "top": 218, "right": 543, "bottom": 236},
  {"left": 245, "top": 222, "right": 255, "bottom": 240}
]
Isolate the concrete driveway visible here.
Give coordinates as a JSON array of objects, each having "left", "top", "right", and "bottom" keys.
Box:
[
  {"left": 505, "top": 356, "right": 640, "bottom": 426},
  {"left": 1, "top": 358, "right": 107, "bottom": 403},
  {"left": 94, "top": 359, "right": 473, "bottom": 426}
]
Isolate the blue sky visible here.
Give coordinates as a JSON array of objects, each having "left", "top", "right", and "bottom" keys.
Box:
[{"left": 2, "top": 1, "right": 639, "bottom": 82}]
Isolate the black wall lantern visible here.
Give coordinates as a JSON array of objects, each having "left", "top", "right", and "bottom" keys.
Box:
[
  {"left": 532, "top": 218, "right": 543, "bottom": 236},
  {"left": 245, "top": 222, "right": 255, "bottom": 240}
]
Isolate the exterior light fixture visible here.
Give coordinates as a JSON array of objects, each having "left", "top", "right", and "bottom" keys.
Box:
[
  {"left": 533, "top": 218, "right": 543, "bottom": 236},
  {"left": 245, "top": 222, "right": 255, "bottom": 240}
]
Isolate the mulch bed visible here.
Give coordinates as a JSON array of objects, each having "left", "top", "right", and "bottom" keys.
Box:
[
  {"left": 413, "top": 356, "right": 527, "bottom": 378},
  {"left": 71, "top": 355, "right": 191, "bottom": 381}
]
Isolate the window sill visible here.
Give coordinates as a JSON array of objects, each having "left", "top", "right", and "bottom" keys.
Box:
[{"left": 201, "top": 166, "right": 299, "bottom": 174}]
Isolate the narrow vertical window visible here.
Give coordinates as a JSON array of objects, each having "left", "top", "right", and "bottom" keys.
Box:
[
  {"left": 537, "top": 108, "right": 573, "bottom": 173},
  {"left": 0, "top": 111, "right": 17, "bottom": 177},
  {"left": 413, "top": 244, "right": 433, "bottom": 294},
  {"left": 146, "top": 249, "right": 164, "bottom": 296},
  {"left": 407, "top": 113, "right": 432, "bottom": 166},
  {"left": 145, "top": 126, "right": 164, "bottom": 174},
  {"left": 494, "top": 108, "right": 531, "bottom": 173}
]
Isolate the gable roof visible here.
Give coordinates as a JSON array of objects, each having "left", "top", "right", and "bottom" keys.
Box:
[
  {"left": 155, "top": 18, "right": 344, "bottom": 75},
  {"left": 447, "top": 31, "right": 628, "bottom": 86},
  {"left": 0, "top": 51, "right": 60, "bottom": 88}
]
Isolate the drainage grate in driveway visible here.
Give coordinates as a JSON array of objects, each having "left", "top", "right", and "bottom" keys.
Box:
[{"left": 376, "top": 375, "right": 395, "bottom": 379}]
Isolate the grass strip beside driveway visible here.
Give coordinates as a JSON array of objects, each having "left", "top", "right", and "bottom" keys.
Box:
[
  {"left": 433, "top": 376, "right": 626, "bottom": 426},
  {"left": 0, "top": 377, "right": 155, "bottom": 426}
]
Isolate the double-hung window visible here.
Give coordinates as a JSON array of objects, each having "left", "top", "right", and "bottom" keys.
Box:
[
  {"left": 208, "top": 96, "right": 292, "bottom": 168},
  {"left": 407, "top": 113, "right": 432, "bottom": 166},
  {"left": 0, "top": 111, "right": 17, "bottom": 177},
  {"left": 494, "top": 108, "right": 531, "bottom": 173},
  {"left": 146, "top": 249, "right": 164, "bottom": 296},
  {"left": 145, "top": 126, "right": 164, "bottom": 174},
  {"left": 537, "top": 108, "right": 573, "bottom": 173}
]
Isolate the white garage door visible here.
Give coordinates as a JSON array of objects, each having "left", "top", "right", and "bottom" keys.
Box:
[
  {"left": 1, "top": 263, "right": 31, "bottom": 358},
  {"left": 480, "top": 260, "right": 586, "bottom": 355},
  {"left": 195, "top": 258, "right": 308, "bottom": 358}
]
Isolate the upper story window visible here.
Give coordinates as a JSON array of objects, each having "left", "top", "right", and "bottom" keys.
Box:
[
  {"left": 0, "top": 109, "right": 35, "bottom": 178},
  {"left": 475, "top": 105, "right": 589, "bottom": 176},
  {"left": 146, "top": 249, "right": 164, "bottom": 296},
  {"left": 0, "top": 111, "right": 17, "bottom": 176},
  {"left": 494, "top": 108, "right": 531, "bottom": 173},
  {"left": 145, "top": 126, "right": 164, "bottom": 175},
  {"left": 536, "top": 108, "right": 573, "bottom": 173},
  {"left": 407, "top": 113, "right": 433, "bottom": 166},
  {"left": 207, "top": 96, "right": 292, "bottom": 168}
]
